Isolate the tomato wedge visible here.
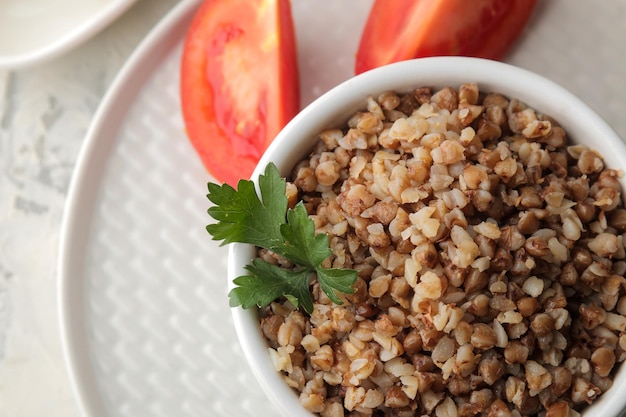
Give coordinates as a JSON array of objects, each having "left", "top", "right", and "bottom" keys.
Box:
[
  {"left": 355, "top": 0, "right": 537, "bottom": 74},
  {"left": 181, "top": 0, "right": 299, "bottom": 185}
]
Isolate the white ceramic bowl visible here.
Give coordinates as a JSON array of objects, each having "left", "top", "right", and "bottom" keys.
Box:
[{"left": 228, "top": 57, "right": 626, "bottom": 417}]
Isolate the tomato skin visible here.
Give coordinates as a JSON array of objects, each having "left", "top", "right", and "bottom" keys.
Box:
[
  {"left": 181, "top": 0, "right": 299, "bottom": 185},
  {"left": 355, "top": 0, "right": 537, "bottom": 74}
]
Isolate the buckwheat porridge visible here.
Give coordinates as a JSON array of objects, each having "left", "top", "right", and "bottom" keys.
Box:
[{"left": 258, "top": 83, "right": 626, "bottom": 417}]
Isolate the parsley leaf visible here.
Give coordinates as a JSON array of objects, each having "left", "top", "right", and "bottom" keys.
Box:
[
  {"left": 229, "top": 259, "right": 313, "bottom": 314},
  {"left": 206, "top": 163, "right": 357, "bottom": 314},
  {"left": 280, "top": 202, "right": 331, "bottom": 269},
  {"left": 206, "top": 164, "right": 286, "bottom": 252},
  {"left": 317, "top": 267, "right": 360, "bottom": 306}
]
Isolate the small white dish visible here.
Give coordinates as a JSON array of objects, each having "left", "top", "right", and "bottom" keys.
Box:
[
  {"left": 0, "top": 0, "right": 137, "bottom": 68},
  {"left": 230, "top": 57, "right": 626, "bottom": 417}
]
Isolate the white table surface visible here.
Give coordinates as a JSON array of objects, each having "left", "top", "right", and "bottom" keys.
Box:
[
  {"left": 0, "top": 1, "right": 625, "bottom": 416},
  {"left": 0, "top": 1, "right": 178, "bottom": 415}
]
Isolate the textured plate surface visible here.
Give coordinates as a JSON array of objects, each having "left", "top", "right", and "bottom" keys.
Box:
[
  {"left": 59, "top": 1, "right": 626, "bottom": 417},
  {"left": 59, "top": 1, "right": 371, "bottom": 416}
]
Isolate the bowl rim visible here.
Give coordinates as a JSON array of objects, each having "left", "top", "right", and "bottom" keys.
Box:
[{"left": 228, "top": 56, "right": 626, "bottom": 417}]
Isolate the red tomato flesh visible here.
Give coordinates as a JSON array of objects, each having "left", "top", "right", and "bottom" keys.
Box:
[
  {"left": 181, "top": 0, "right": 299, "bottom": 185},
  {"left": 355, "top": 0, "right": 537, "bottom": 74}
]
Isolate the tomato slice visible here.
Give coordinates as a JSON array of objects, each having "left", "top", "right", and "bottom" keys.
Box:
[
  {"left": 355, "top": 0, "right": 537, "bottom": 74},
  {"left": 181, "top": 0, "right": 299, "bottom": 185}
]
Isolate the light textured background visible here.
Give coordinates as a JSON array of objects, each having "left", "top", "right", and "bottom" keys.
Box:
[
  {"left": 0, "top": 1, "right": 179, "bottom": 415},
  {"left": 0, "top": 0, "right": 624, "bottom": 416}
]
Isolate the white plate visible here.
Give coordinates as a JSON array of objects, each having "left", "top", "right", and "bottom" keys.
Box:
[
  {"left": 58, "top": 1, "right": 371, "bottom": 416},
  {"left": 58, "top": 1, "right": 626, "bottom": 416},
  {"left": 0, "top": 0, "right": 137, "bottom": 68}
]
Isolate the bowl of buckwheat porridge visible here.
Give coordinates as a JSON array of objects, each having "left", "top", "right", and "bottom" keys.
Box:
[{"left": 226, "top": 57, "right": 626, "bottom": 417}]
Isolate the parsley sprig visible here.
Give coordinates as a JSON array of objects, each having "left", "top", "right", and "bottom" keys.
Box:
[{"left": 206, "top": 163, "right": 357, "bottom": 314}]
